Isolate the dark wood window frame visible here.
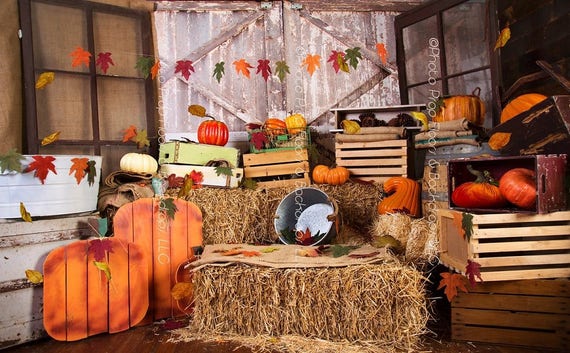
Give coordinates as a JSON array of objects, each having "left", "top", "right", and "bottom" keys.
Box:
[{"left": 18, "top": 0, "right": 156, "bottom": 156}]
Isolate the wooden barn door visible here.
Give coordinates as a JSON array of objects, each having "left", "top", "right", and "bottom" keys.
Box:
[{"left": 154, "top": 1, "right": 406, "bottom": 142}]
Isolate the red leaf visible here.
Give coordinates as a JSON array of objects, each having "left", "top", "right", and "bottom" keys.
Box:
[
  {"left": 96, "top": 52, "right": 114, "bottom": 74},
  {"left": 256, "top": 59, "right": 272, "bottom": 81},
  {"left": 122, "top": 125, "right": 138, "bottom": 142},
  {"left": 175, "top": 60, "right": 195, "bottom": 80},
  {"left": 465, "top": 260, "right": 483, "bottom": 286},
  {"left": 167, "top": 173, "right": 184, "bottom": 188},
  {"left": 189, "top": 170, "right": 203, "bottom": 188},
  {"left": 295, "top": 227, "right": 313, "bottom": 245},
  {"left": 250, "top": 131, "right": 269, "bottom": 150},
  {"left": 376, "top": 43, "right": 388, "bottom": 65},
  {"left": 327, "top": 50, "right": 345, "bottom": 73},
  {"left": 24, "top": 155, "right": 57, "bottom": 184},
  {"left": 89, "top": 238, "right": 114, "bottom": 262}
]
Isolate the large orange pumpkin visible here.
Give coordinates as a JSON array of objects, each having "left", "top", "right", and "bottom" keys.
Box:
[
  {"left": 377, "top": 176, "right": 421, "bottom": 217},
  {"left": 500, "top": 93, "right": 547, "bottom": 123},
  {"left": 312, "top": 165, "right": 350, "bottom": 185},
  {"left": 433, "top": 88, "right": 485, "bottom": 126}
]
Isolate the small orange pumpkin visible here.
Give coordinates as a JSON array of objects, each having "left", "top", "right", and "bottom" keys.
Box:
[
  {"left": 433, "top": 88, "right": 485, "bottom": 126},
  {"left": 500, "top": 93, "right": 547, "bottom": 123},
  {"left": 312, "top": 165, "right": 350, "bottom": 185},
  {"left": 263, "top": 118, "right": 287, "bottom": 136}
]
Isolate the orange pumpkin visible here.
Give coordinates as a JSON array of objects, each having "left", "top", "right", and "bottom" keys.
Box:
[
  {"left": 433, "top": 88, "right": 485, "bottom": 126},
  {"left": 263, "top": 118, "right": 287, "bottom": 136},
  {"left": 377, "top": 177, "right": 421, "bottom": 217},
  {"left": 500, "top": 93, "right": 547, "bottom": 123},
  {"left": 312, "top": 165, "right": 350, "bottom": 185}
]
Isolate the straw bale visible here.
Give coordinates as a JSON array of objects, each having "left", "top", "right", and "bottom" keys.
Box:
[{"left": 187, "top": 262, "right": 429, "bottom": 351}]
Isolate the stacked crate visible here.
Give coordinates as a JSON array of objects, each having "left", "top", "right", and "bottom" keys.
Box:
[{"left": 242, "top": 148, "right": 310, "bottom": 189}]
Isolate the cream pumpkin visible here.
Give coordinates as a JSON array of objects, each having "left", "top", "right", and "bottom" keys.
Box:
[{"left": 119, "top": 153, "right": 158, "bottom": 174}]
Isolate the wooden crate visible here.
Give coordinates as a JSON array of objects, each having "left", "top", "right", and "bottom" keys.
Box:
[
  {"left": 243, "top": 149, "right": 310, "bottom": 189},
  {"left": 438, "top": 208, "right": 570, "bottom": 281},
  {"left": 335, "top": 139, "right": 407, "bottom": 183},
  {"left": 452, "top": 279, "right": 570, "bottom": 350}
]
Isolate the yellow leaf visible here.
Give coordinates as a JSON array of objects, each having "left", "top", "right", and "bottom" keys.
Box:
[
  {"left": 133, "top": 129, "right": 150, "bottom": 149},
  {"left": 171, "top": 282, "right": 193, "bottom": 301},
  {"left": 93, "top": 261, "right": 111, "bottom": 280},
  {"left": 260, "top": 246, "right": 280, "bottom": 253},
  {"left": 188, "top": 104, "right": 207, "bottom": 117},
  {"left": 494, "top": 27, "right": 511, "bottom": 50},
  {"left": 25, "top": 269, "right": 43, "bottom": 284},
  {"left": 35, "top": 72, "right": 55, "bottom": 89},
  {"left": 41, "top": 131, "right": 61, "bottom": 146},
  {"left": 20, "top": 202, "right": 32, "bottom": 222},
  {"left": 296, "top": 248, "right": 320, "bottom": 257}
]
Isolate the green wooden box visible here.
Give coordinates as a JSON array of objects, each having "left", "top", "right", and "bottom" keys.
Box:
[{"left": 158, "top": 141, "right": 240, "bottom": 168}]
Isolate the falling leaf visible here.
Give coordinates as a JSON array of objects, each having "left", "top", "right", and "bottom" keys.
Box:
[
  {"left": 376, "top": 43, "right": 388, "bottom": 65},
  {"left": 302, "top": 54, "right": 321, "bottom": 76},
  {"left": 188, "top": 104, "right": 208, "bottom": 117},
  {"left": 260, "top": 246, "right": 280, "bottom": 253},
  {"left": 150, "top": 60, "right": 160, "bottom": 80},
  {"left": 24, "top": 155, "right": 57, "bottom": 184},
  {"left": 437, "top": 272, "right": 468, "bottom": 302},
  {"left": 167, "top": 173, "right": 184, "bottom": 188},
  {"left": 96, "top": 52, "right": 114, "bottom": 74},
  {"left": 175, "top": 60, "right": 195, "bottom": 80},
  {"left": 25, "top": 269, "right": 43, "bottom": 284},
  {"left": 275, "top": 60, "right": 290, "bottom": 82},
  {"left": 35, "top": 72, "right": 55, "bottom": 89},
  {"left": 89, "top": 238, "right": 114, "bottom": 262},
  {"left": 20, "top": 202, "right": 32, "bottom": 222},
  {"left": 41, "top": 131, "right": 61, "bottom": 146},
  {"left": 122, "top": 125, "right": 138, "bottom": 142},
  {"left": 171, "top": 282, "right": 193, "bottom": 301},
  {"left": 135, "top": 56, "right": 154, "bottom": 79},
  {"left": 133, "top": 129, "right": 150, "bottom": 149},
  {"left": 256, "top": 59, "right": 272, "bottom": 81},
  {"left": 86, "top": 160, "right": 97, "bottom": 186},
  {"left": 213, "top": 61, "right": 225, "bottom": 83},
  {"left": 70, "top": 47, "right": 91, "bottom": 68},
  {"left": 233, "top": 58, "right": 254, "bottom": 78},
  {"left": 159, "top": 197, "right": 178, "bottom": 221},
  {"left": 494, "top": 26, "right": 511, "bottom": 50},
  {"left": 296, "top": 248, "right": 321, "bottom": 257},
  {"left": 344, "top": 47, "right": 362, "bottom": 70},
  {"left": 0, "top": 149, "right": 25, "bottom": 173},
  {"left": 93, "top": 261, "right": 111, "bottom": 280},
  {"left": 465, "top": 260, "right": 483, "bottom": 286},
  {"left": 69, "top": 157, "right": 89, "bottom": 184}
]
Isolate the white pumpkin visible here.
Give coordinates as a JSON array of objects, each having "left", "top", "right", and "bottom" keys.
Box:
[{"left": 119, "top": 153, "right": 158, "bottom": 174}]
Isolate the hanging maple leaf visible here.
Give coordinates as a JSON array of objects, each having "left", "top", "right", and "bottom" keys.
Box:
[
  {"left": 150, "top": 60, "right": 160, "bottom": 80},
  {"left": 494, "top": 26, "right": 511, "bottom": 50},
  {"left": 96, "top": 52, "right": 114, "bottom": 74},
  {"left": 41, "top": 131, "right": 61, "bottom": 146},
  {"left": 437, "top": 271, "right": 469, "bottom": 302},
  {"left": 275, "top": 60, "right": 290, "bottom": 82},
  {"left": 462, "top": 213, "right": 474, "bottom": 240},
  {"left": 35, "top": 71, "right": 55, "bottom": 89},
  {"left": 86, "top": 160, "right": 97, "bottom": 186},
  {"left": 328, "top": 50, "right": 348, "bottom": 73},
  {"left": 376, "top": 43, "right": 388, "bottom": 65},
  {"left": 89, "top": 238, "right": 114, "bottom": 262},
  {"left": 93, "top": 261, "right": 111, "bottom": 281},
  {"left": 175, "top": 60, "right": 195, "bottom": 80},
  {"left": 20, "top": 202, "right": 32, "bottom": 222},
  {"left": 122, "top": 125, "right": 138, "bottom": 142},
  {"left": 465, "top": 260, "right": 483, "bottom": 286},
  {"left": 256, "top": 59, "right": 272, "bottom": 81},
  {"left": 25, "top": 269, "right": 43, "bottom": 284},
  {"left": 213, "top": 61, "right": 225, "bottom": 83},
  {"left": 24, "top": 155, "right": 57, "bottom": 184},
  {"left": 135, "top": 56, "right": 154, "bottom": 79},
  {"left": 250, "top": 131, "right": 269, "bottom": 150},
  {"left": 233, "top": 58, "right": 254, "bottom": 78},
  {"left": 69, "top": 157, "right": 89, "bottom": 184},
  {"left": 133, "top": 129, "right": 150, "bottom": 149},
  {"left": 0, "top": 149, "right": 25, "bottom": 173},
  {"left": 167, "top": 173, "right": 184, "bottom": 188},
  {"left": 344, "top": 47, "right": 362, "bottom": 70},
  {"left": 159, "top": 197, "right": 178, "bottom": 221},
  {"left": 70, "top": 47, "right": 91, "bottom": 68},
  {"left": 302, "top": 54, "right": 321, "bottom": 76}
]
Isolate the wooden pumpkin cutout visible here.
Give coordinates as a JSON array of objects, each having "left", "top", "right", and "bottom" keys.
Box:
[
  {"left": 43, "top": 238, "right": 148, "bottom": 341},
  {"left": 112, "top": 198, "right": 203, "bottom": 322}
]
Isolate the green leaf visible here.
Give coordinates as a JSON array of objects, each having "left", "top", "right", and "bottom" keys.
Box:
[
  {"left": 260, "top": 246, "right": 280, "bottom": 253},
  {"left": 344, "top": 47, "right": 362, "bottom": 70},
  {"left": 87, "top": 159, "right": 97, "bottom": 186},
  {"left": 213, "top": 61, "right": 225, "bottom": 83},
  {"left": 214, "top": 165, "right": 233, "bottom": 177},
  {"left": 97, "top": 217, "right": 108, "bottom": 237},
  {"left": 93, "top": 261, "right": 111, "bottom": 280},
  {"left": 0, "top": 149, "right": 26, "bottom": 173},
  {"left": 328, "top": 244, "right": 358, "bottom": 258},
  {"left": 160, "top": 197, "right": 178, "bottom": 221},
  {"left": 275, "top": 60, "right": 290, "bottom": 82},
  {"left": 241, "top": 178, "right": 257, "bottom": 190},
  {"left": 462, "top": 213, "right": 474, "bottom": 240},
  {"left": 135, "top": 56, "right": 154, "bottom": 79}
]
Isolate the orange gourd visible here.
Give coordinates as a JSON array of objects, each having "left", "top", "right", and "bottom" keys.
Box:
[
  {"left": 312, "top": 165, "right": 350, "bottom": 185},
  {"left": 263, "top": 118, "right": 287, "bottom": 136},
  {"left": 433, "top": 88, "right": 485, "bottom": 126},
  {"left": 500, "top": 93, "right": 547, "bottom": 123},
  {"left": 377, "top": 177, "right": 421, "bottom": 217}
]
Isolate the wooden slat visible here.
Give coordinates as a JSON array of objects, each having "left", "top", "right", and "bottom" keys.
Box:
[
  {"left": 452, "top": 324, "right": 566, "bottom": 349},
  {"left": 464, "top": 279, "right": 570, "bottom": 296},
  {"left": 335, "top": 139, "right": 407, "bottom": 149},
  {"left": 127, "top": 243, "right": 150, "bottom": 327},
  {"left": 453, "top": 307, "right": 568, "bottom": 330},
  {"left": 244, "top": 161, "right": 308, "bottom": 178},
  {"left": 336, "top": 148, "right": 406, "bottom": 158},
  {"left": 345, "top": 166, "right": 407, "bottom": 175},
  {"left": 43, "top": 247, "right": 67, "bottom": 341},
  {"left": 473, "top": 239, "right": 570, "bottom": 253},
  {"left": 475, "top": 225, "right": 570, "bottom": 238},
  {"left": 243, "top": 149, "right": 308, "bottom": 166},
  {"left": 65, "top": 241, "right": 88, "bottom": 341},
  {"left": 108, "top": 240, "right": 130, "bottom": 334},
  {"left": 477, "top": 268, "right": 570, "bottom": 282},
  {"left": 337, "top": 157, "right": 406, "bottom": 166},
  {"left": 452, "top": 292, "right": 569, "bottom": 314},
  {"left": 475, "top": 253, "right": 570, "bottom": 267},
  {"left": 86, "top": 241, "right": 109, "bottom": 337},
  {"left": 256, "top": 175, "right": 311, "bottom": 189}
]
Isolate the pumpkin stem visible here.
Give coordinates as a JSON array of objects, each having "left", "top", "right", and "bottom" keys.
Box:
[{"left": 466, "top": 164, "right": 499, "bottom": 186}]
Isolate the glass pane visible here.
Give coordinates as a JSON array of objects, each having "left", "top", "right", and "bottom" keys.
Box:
[
  {"left": 32, "top": 2, "right": 88, "bottom": 72},
  {"left": 402, "top": 16, "right": 440, "bottom": 85},
  {"left": 448, "top": 69, "right": 493, "bottom": 128},
  {"left": 93, "top": 12, "right": 143, "bottom": 78},
  {"left": 36, "top": 73, "right": 93, "bottom": 140},
  {"left": 407, "top": 81, "right": 443, "bottom": 121},
  {"left": 97, "top": 77, "right": 147, "bottom": 140},
  {"left": 443, "top": 0, "right": 489, "bottom": 75},
  {"left": 39, "top": 145, "right": 94, "bottom": 156},
  {"left": 101, "top": 145, "right": 140, "bottom": 180}
]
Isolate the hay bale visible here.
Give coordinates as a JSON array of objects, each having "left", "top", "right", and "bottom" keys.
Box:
[{"left": 189, "top": 262, "right": 429, "bottom": 351}]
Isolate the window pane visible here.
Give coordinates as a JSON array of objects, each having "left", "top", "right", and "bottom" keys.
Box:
[
  {"left": 36, "top": 73, "right": 93, "bottom": 140},
  {"left": 101, "top": 145, "right": 140, "bottom": 179},
  {"left": 402, "top": 16, "right": 440, "bottom": 85},
  {"left": 443, "top": 0, "right": 489, "bottom": 75},
  {"left": 93, "top": 12, "right": 143, "bottom": 78},
  {"left": 39, "top": 145, "right": 94, "bottom": 156},
  {"left": 448, "top": 69, "right": 493, "bottom": 128},
  {"left": 407, "top": 81, "right": 443, "bottom": 120},
  {"left": 32, "top": 2, "right": 88, "bottom": 72}
]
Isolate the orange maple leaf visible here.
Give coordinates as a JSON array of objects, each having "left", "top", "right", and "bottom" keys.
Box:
[
  {"left": 69, "top": 157, "right": 89, "bottom": 184},
  {"left": 376, "top": 43, "right": 388, "bottom": 65},
  {"left": 122, "top": 125, "right": 138, "bottom": 142},
  {"left": 451, "top": 212, "right": 466, "bottom": 238},
  {"left": 241, "top": 250, "right": 261, "bottom": 257},
  {"left": 437, "top": 272, "right": 468, "bottom": 302},
  {"left": 70, "top": 47, "right": 91, "bottom": 68},
  {"left": 302, "top": 54, "right": 321, "bottom": 76},
  {"left": 151, "top": 60, "right": 161, "bottom": 80},
  {"left": 233, "top": 58, "right": 254, "bottom": 78}
]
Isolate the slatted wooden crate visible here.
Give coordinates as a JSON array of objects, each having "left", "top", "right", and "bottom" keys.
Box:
[
  {"left": 452, "top": 279, "right": 570, "bottom": 350},
  {"left": 335, "top": 139, "right": 408, "bottom": 183},
  {"left": 243, "top": 149, "right": 310, "bottom": 189},
  {"left": 438, "top": 208, "right": 570, "bottom": 282}
]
